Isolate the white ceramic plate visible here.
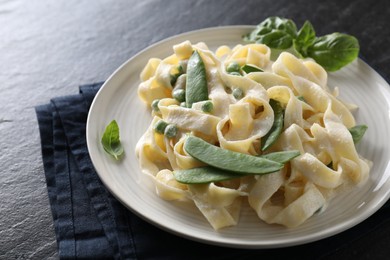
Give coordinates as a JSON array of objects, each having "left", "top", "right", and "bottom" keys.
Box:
[{"left": 86, "top": 26, "right": 390, "bottom": 248}]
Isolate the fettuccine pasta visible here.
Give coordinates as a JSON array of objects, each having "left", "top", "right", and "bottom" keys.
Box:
[{"left": 135, "top": 40, "right": 371, "bottom": 230}]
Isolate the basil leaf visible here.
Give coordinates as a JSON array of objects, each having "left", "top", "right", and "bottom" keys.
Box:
[
  {"left": 349, "top": 125, "right": 368, "bottom": 144},
  {"left": 259, "top": 16, "right": 297, "bottom": 39},
  {"left": 261, "top": 99, "right": 284, "bottom": 151},
  {"left": 255, "top": 30, "right": 295, "bottom": 49},
  {"left": 101, "top": 120, "right": 124, "bottom": 160},
  {"left": 243, "top": 17, "right": 360, "bottom": 72},
  {"left": 244, "top": 16, "right": 297, "bottom": 49},
  {"left": 306, "top": 33, "right": 360, "bottom": 71},
  {"left": 294, "top": 20, "right": 316, "bottom": 57}
]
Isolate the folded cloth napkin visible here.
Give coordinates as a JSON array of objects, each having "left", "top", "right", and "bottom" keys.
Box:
[{"left": 36, "top": 83, "right": 390, "bottom": 260}]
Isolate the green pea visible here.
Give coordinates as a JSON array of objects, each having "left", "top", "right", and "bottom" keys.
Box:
[
  {"left": 180, "top": 102, "right": 187, "bottom": 108},
  {"left": 201, "top": 101, "right": 213, "bottom": 113},
  {"left": 174, "top": 74, "right": 187, "bottom": 90},
  {"left": 226, "top": 61, "right": 240, "bottom": 73},
  {"left": 179, "top": 60, "right": 188, "bottom": 73},
  {"left": 172, "top": 89, "right": 186, "bottom": 102},
  {"left": 154, "top": 119, "right": 168, "bottom": 134},
  {"left": 232, "top": 88, "right": 244, "bottom": 99},
  {"left": 170, "top": 65, "right": 184, "bottom": 86},
  {"left": 184, "top": 136, "right": 283, "bottom": 174},
  {"left": 164, "top": 124, "right": 178, "bottom": 139},
  {"left": 151, "top": 99, "right": 160, "bottom": 112}
]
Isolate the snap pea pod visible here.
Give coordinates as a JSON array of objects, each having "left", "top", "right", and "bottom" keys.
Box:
[
  {"left": 259, "top": 150, "right": 300, "bottom": 163},
  {"left": 184, "top": 136, "right": 283, "bottom": 174},
  {"left": 174, "top": 150, "right": 300, "bottom": 184},
  {"left": 261, "top": 99, "right": 284, "bottom": 151},
  {"left": 186, "top": 51, "right": 208, "bottom": 108},
  {"left": 297, "top": 95, "right": 306, "bottom": 102},
  {"left": 241, "top": 64, "right": 264, "bottom": 74},
  {"left": 174, "top": 166, "right": 242, "bottom": 184}
]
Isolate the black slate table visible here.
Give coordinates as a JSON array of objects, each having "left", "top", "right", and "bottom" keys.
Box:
[{"left": 1, "top": 0, "right": 389, "bottom": 259}]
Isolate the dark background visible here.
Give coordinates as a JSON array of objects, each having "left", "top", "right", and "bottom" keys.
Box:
[{"left": 1, "top": 0, "right": 389, "bottom": 258}]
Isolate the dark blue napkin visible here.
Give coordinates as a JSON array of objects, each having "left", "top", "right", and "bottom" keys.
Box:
[{"left": 36, "top": 83, "right": 390, "bottom": 260}]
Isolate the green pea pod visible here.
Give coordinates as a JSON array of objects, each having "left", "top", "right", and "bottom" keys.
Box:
[
  {"left": 184, "top": 136, "right": 283, "bottom": 174},
  {"left": 241, "top": 64, "right": 264, "bottom": 74},
  {"left": 174, "top": 166, "right": 242, "bottom": 184},
  {"left": 259, "top": 150, "right": 300, "bottom": 163},
  {"left": 174, "top": 149, "right": 300, "bottom": 184},
  {"left": 186, "top": 50, "right": 208, "bottom": 108},
  {"left": 349, "top": 125, "right": 368, "bottom": 144},
  {"left": 261, "top": 99, "right": 284, "bottom": 151}
]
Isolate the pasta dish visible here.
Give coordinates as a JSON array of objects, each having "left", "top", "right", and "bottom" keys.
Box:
[{"left": 135, "top": 40, "right": 370, "bottom": 230}]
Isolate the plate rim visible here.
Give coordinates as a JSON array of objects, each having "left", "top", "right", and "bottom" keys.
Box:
[{"left": 86, "top": 25, "right": 390, "bottom": 249}]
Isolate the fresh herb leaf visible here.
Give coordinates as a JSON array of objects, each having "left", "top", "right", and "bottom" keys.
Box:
[
  {"left": 349, "top": 125, "right": 368, "bottom": 144},
  {"left": 306, "top": 33, "right": 360, "bottom": 72},
  {"left": 244, "top": 17, "right": 297, "bottom": 49},
  {"left": 294, "top": 20, "right": 316, "bottom": 57},
  {"left": 101, "top": 120, "right": 124, "bottom": 160},
  {"left": 255, "top": 30, "right": 295, "bottom": 49},
  {"left": 259, "top": 16, "right": 297, "bottom": 38},
  {"left": 243, "top": 17, "right": 360, "bottom": 71},
  {"left": 261, "top": 99, "right": 284, "bottom": 151}
]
